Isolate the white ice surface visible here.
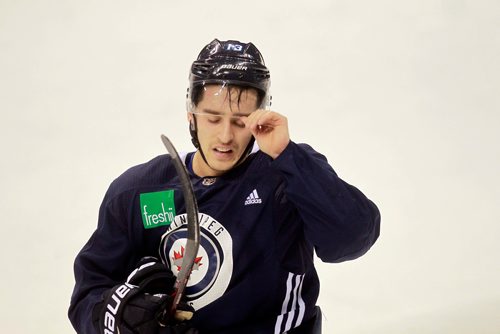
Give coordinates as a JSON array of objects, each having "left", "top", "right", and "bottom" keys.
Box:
[{"left": 1, "top": 1, "right": 499, "bottom": 333}]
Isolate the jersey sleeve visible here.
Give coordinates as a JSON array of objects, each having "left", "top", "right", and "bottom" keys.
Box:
[
  {"left": 271, "top": 141, "right": 381, "bottom": 263},
  {"left": 68, "top": 186, "right": 139, "bottom": 334}
]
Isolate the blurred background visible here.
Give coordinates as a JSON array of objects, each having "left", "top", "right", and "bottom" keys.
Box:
[{"left": 1, "top": 0, "right": 499, "bottom": 333}]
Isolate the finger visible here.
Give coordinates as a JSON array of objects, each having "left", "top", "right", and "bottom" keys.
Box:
[
  {"left": 246, "top": 110, "right": 273, "bottom": 133},
  {"left": 174, "top": 310, "right": 194, "bottom": 321},
  {"left": 241, "top": 113, "right": 259, "bottom": 133},
  {"left": 259, "top": 111, "right": 279, "bottom": 130},
  {"left": 257, "top": 110, "right": 273, "bottom": 125}
]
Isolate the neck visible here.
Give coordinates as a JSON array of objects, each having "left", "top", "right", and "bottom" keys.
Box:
[{"left": 192, "top": 151, "right": 220, "bottom": 177}]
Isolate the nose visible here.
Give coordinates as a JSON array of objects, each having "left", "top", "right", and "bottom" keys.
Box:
[{"left": 218, "top": 118, "right": 234, "bottom": 144}]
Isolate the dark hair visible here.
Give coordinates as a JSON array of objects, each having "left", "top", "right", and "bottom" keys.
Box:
[{"left": 190, "top": 84, "right": 266, "bottom": 111}]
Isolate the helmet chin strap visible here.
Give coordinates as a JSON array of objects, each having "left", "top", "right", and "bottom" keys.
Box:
[{"left": 189, "top": 114, "right": 255, "bottom": 176}]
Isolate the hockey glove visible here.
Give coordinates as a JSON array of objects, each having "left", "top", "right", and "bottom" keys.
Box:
[{"left": 92, "top": 256, "right": 197, "bottom": 334}]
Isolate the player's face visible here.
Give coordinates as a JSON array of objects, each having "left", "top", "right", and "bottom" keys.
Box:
[{"left": 190, "top": 85, "right": 259, "bottom": 176}]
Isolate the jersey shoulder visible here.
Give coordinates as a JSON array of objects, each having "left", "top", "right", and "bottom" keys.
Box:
[{"left": 105, "top": 154, "right": 174, "bottom": 200}]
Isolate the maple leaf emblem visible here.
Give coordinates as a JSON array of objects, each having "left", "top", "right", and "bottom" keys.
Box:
[{"left": 172, "top": 245, "right": 203, "bottom": 273}]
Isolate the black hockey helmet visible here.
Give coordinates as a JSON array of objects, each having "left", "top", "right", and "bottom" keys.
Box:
[{"left": 187, "top": 39, "right": 271, "bottom": 110}]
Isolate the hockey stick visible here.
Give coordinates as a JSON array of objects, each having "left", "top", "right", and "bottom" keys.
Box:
[{"left": 160, "top": 135, "right": 200, "bottom": 313}]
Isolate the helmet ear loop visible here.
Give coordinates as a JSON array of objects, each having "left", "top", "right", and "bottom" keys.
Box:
[
  {"left": 187, "top": 86, "right": 211, "bottom": 168},
  {"left": 189, "top": 114, "right": 200, "bottom": 149},
  {"left": 189, "top": 114, "right": 212, "bottom": 169},
  {"left": 232, "top": 136, "right": 255, "bottom": 169},
  {"left": 186, "top": 87, "right": 200, "bottom": 148}
]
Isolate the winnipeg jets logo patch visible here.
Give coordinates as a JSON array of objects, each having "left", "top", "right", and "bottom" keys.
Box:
[
  {"left": 244, "top": 189, "right": 262, "bottom": 205},
  {"left": 159, "top": 213, "right": 233, "bottom": 310}
]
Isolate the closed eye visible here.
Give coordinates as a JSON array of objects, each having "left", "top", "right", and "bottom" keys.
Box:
[
  {"left": 192, "top": 112, "right": 247, "bottom": 128},
  {"left": 207, "top": 116, "right": 222, "bottom": 124}
]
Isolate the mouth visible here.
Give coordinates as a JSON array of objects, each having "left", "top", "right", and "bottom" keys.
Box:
[
  {"left": 214, "top": 147, "right": 233, "bottom": 154},
  {"left": 212, "top": 146, "right": 235, "bottom": 160}
]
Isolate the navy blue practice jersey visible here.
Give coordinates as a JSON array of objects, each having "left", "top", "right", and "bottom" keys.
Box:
[{"left": 69, "top": 141, "right": 380, "bottom": 334}]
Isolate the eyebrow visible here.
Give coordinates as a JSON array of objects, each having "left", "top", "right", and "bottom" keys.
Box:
[{"left": 200, "top": 108, "right": 251, "bottom": 117}]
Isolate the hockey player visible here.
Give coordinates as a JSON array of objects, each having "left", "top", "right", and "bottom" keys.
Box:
[{"left": 68, "top": 39, "right": 381, "bottom": 334}]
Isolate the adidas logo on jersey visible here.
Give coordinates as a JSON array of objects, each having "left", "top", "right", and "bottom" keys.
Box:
[{"left": 245, "top": 189, "right": 262, "bottom": 205}]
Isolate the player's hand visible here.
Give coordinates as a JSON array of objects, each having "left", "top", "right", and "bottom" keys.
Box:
[
  {"left": 243, "top": 109, "right": 290, "bottom": 159},
  {"left": 92, "top": 257, "right": 198, "bottom": 334}
]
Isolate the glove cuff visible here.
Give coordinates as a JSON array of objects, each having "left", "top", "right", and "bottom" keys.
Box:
[{"left": 94, "top": 282, "right": 142, "bottom": 334}]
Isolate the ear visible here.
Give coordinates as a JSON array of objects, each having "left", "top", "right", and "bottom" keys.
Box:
[{"left": 187, "top": 113, "right": 195, "bottom": 131}]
